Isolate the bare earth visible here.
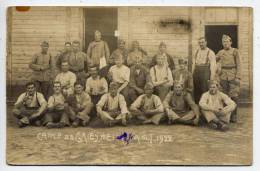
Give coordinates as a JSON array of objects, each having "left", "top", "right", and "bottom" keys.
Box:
[{"left": 6, "top": 105, "right": 252, "bottom": 165}]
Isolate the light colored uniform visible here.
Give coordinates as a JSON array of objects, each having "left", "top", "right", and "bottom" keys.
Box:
[
  {"left": 150, "top": 65, "right": 173, "bottom": 100},
  {"left": 55, "top": 71, "right": 76, "bottom": 96},
  {"left": 130, "top": 94, "right": 165, "bottom": 125},
  {"left": 199, "top": 91, "right": 236, "bottom": 123}
]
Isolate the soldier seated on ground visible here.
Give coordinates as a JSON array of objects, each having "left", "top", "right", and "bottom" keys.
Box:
[
  {"left": 129, "top": 83, "right": 165, "bottom": 125},
  {"left": 66, "top": 81, "right": 93, "bottom": 127},
  {"left": 96, "top": 82, "right": 131, "bottom": 126},
  {"left": 163, "top": 82, "right": 200, "bottom": 126},
  {"left": 12, "top": 81, "right": 47, "bottom": 128},
  {"left": 43, "top": 81, "right": 70, "bottom": 128},
  {"left": 199, "top": 80, "right": 236, "bottom": 131}
]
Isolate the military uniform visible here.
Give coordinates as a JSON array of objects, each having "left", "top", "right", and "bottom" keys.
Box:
[
  {"left": 216, "top": 47, "right": 241, "bottom": 121},
  {"left": 29, "top": 51, "right": 54, "bottom": 99},
  {"left": 55, "top": 71, "right": 76, "bottom": 97},
  {"left": 150, "top": 52, "right": 175, "bottom": 71}
]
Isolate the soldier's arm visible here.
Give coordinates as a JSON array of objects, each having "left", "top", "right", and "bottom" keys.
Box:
[
  {"left": 222, "top": 93, "right": 237, "bottom": 114},
  {"left": 185, "top": 93, "right": 200, "bottom": 117},
  {"left": 187, "top": 72, "right": 194, "bottom": 93},
  {"left": 96, "top": 94, "right": 107, "bottom": 113},
  {"left": 29, "top": 54, "right": 42, "bottom": 71},
  {"left": 162, "top": 92, "right": 171, "bottom": 110},
  {"left": 81, "top": 94, "right": 93, "bottom": 115},
  {"left": 234, "top": 49, "right": 241, "bottom": 79},
  {"left": 104, "top": 41, "right": 110, "bottom": 60},
  {"left": 199, "top": 93, "right": 215, "bottom": 112},
  {"left": 209, "top": 51, "right": 217, "bottom": 80}
]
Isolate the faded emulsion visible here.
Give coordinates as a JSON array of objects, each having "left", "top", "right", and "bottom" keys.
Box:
[{"left": 159, "top": 18, "right": 191, "bottom": 31}]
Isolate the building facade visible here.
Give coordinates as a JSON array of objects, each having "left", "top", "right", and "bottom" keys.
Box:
[{"left": 6, "top": 7, "right": 252, "bottom": 102}]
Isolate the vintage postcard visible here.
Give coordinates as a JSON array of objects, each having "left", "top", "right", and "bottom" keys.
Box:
[{"left": 6, "top": 6, "right": 253, "bottom": 165}]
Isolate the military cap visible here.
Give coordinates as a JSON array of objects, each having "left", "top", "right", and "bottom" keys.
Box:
[{"left": 159, "top": 41, "right": 167, "bottom": 47}]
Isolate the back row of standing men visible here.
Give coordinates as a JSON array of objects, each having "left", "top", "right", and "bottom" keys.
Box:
[{"left": 13, "top": 30, "right": 241, "bottom": 131}]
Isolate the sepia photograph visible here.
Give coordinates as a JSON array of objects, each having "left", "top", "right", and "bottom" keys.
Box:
[{"left": 5, "top": 6, "right": 253, "bottom": 165}]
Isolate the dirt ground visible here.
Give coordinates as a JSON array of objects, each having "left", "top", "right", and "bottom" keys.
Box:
[{"left": 6, "top": 104, "right": 252, "bottom": 165}]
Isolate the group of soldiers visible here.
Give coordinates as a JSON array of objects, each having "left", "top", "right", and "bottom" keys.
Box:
[{"left": 12, "top": 30, "right": 241, "bottom": 131}]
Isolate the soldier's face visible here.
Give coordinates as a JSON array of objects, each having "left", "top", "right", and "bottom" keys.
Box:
[
  {"left": 222, "top": 39, "right": 232, "bottom": 49},
  {"left": 72, "top": 43, "right": 80, "bottom": 52},
  {"left": 115, "top": 57, "right": 123, "bottom": 67},
  {"left": 144, "top": 88, "right": 153, "bottom": 96},
  {"left": 61, "top": 63, "right": 69, "bottom": 72},
  {"left": 53, "top": 83, "right": 61, "bottom": 94},
  {"left": 174, "top": 84, "right": 183, "bottom": 95},
  {"left": 65, "top": 44, "right": 71, "bottom": 52},
  {"left": 90, "top": 70, "right": 98, "bottom": 78},
  {"left": 118, "top": 41, "right": 125, "bottom": 49},
  {"left": 95, "top": 32, "right": 101, "bottom": 41},
  {"left": 198, "top": 39, "right": 207, "bottom": 49},
  {"left": 156, "top": 57, "right": 164, "bottom": 66},
  {"left": 26, "top": 84, "right": 35, "bottom": 95},
  {"left": 41, "top": 45, "right": 48, "bottom": 53},
  {"left": 209, "top": 84, "right": 218, "bottom": 95},
  {"left": 133, "top": 42, "right": 139, "bottom": 49},
  {"left": 179, "top": 63, "right": 185, "bottom": 70},
  {"left": 135, "top": 57, "right": 142, "bottom": 67},
  {"left": 159, "top": 45, "right": 167, "bottom": 53},
  {"left": 75, "top": 84, "right": 83, "bottom": 94},
  {"left": 109, "top": 88, "right": 117, "bottom": 97}
]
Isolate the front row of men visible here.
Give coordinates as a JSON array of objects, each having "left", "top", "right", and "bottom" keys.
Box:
[{"left": 13, "top": 78, "right": 236, "bottom": 131}]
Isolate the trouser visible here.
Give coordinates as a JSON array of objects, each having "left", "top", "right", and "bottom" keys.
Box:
[
  {"left": 34, "top": 80, "right": 51, "bottom": 100},
  {"left": 128, "top": 87, "right": 142, "bottom": 104},
  {"left": 42, "top": 109, "right": 70, "bottom": 126},
  {"left": 73, "top": 70, "right": 88, "bottom": 88},
  {"left": 131, "top": 110, "right": 165, "bottom": 125},
  {"left": 154, "top": 85, "right": 171, "bottom": 101},
  {"left": 193, "top": 65, "right": 210, "bottom": 103},
  {"left": 90, "top": 95, "right": 102, "bottom": 118},
  {"left": 12, "top": 106, "right": 43, "bottom": 126},
  {"left": 118, "top": 84, "right": 131, "bottom": 106},
  {"left": 98, "top": 110, "right": 127, "bottom": 126},
  {"left": 167, "top": 109, "right": 196, "bottom": 125},
  {"left": 201, "top": 110, "right": 231, "bottom": 124},
  {"left": 219, "top": 79, "right": 240, "bottom": 119},
  {"left": 66, "top": 106, "right": 91, "bottom": 123}
]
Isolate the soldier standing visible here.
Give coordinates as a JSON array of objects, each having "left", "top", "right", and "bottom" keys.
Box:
[
  {"left": 216, "top": 35, "right": 241, "bottom": 123},
  {"left": 192, "top": 37, "right": 216, "bottom": 103}
]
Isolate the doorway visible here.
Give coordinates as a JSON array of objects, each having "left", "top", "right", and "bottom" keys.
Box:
[
  {"left": 205, "top": 25, "right": 238, "bottom": 54},
  {"left": 84, "top": 8, "right": 118, "bottom": 53}
]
